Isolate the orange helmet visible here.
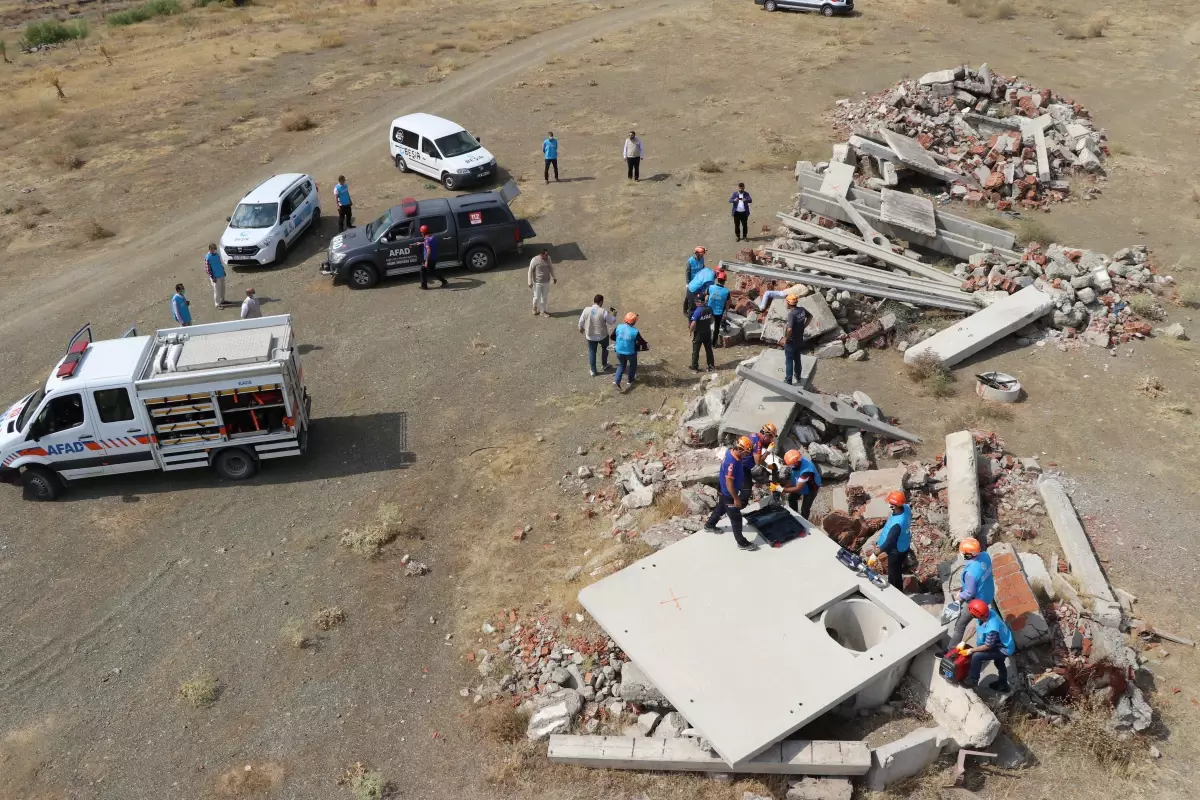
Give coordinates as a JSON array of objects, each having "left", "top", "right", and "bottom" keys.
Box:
[
  {"left": 968, "top": 599, "right": 990, "bottom": 619},
  {"left": 886, "top": 491, "right": 906, "bottom": 507},
  {"left": 623, "top": 312, "right": 638, "bottom": 325},
  {"left": 760, "top": 422, "right": 777, "bottom": 437},
  {"left": 735, "top": 436, "right": 753, "bottom": 452},
  {"left": 959, "top": 537, "right": 982, "bottom": 557},
  {"left": 694, "top": 246, "right": 706, "bottom": 255},
  {"left": 785, "top": 294, "right": 799, "bottom": 306},
  {"left": 715, "top": 270, "right": 727, "bottom": 281},
  {"left": 419, "top": 225, "right": 429, "bottom": 234},
  {"left": 783, "top": 449, "right": 802, "bottom": 467}
]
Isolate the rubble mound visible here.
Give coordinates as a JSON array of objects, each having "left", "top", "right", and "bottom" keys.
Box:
[{"left": 831, "top": 64, "right": 1107, "bottom": 210}]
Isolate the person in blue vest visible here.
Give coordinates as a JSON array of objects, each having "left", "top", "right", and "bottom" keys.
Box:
[
  {"left": 170, "top": 283, "right": 191, "bottom": 327},
  {"left": 613, "top": 312, "right": 646, "bottom": 393},
  {"left": 702, "top": 436, "right": 759, "bottom": 552},
  {"left": 960, "top": 599, "right": 1015, "bottom": 693},
  {"left": 334, "top": 175, "right": 353, "bottom": 232},
  {"left": 686, "top": 246, "right": 707, "bottom": 282},
  {"left": 684, "top": 247, "right": 712, "bottom": 319},
  {"left": 420, "top": 224, "right": 448, "bottom": 289},
  {"left": 950, "top": 537, "right": 995, "bottom": 646},
  {"left": 778, "top": 449, "right": 822, "bottom": 520},
  {"left": 707, "top": 271, "right": 731, "bottom": 347},
  {"left": 543, "top": 131, "right": 559, "bottom": 183},
  {"left": 876, "top": 490, "right": 912, "bottom": 591}
]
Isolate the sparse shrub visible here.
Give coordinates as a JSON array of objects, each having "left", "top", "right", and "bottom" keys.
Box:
[
  {"left": 424, "top": 40, "right": 455, "bottom": 54},
  {"left": 926, "top": 371, "right": 956, "bottom": 398},
  {"left": 482, "top": 704, "right": 528, "bottom": 744},
  {"left": 280, "top": 111, "right": 315, "bottom": 131},
  {"left": 696, "top": 158, "right": 723, "bottom": 174},
  {"left": 107, "top": 0, "right": 183, "bottom": 27},
  {"left": 390, "top": 71, "right": 412, "bottom": 87},
  {"left": 280, "top": 618, "right": 310, "bottom": 648},
  {"left": 961, "top": 0, "right": 984, "bottom": 18},
  {"left": 1136, "top": 375, "right": 1166, "bottom": 398},
  {"left": 989, "top": 0, "right": 1016, "bottom": 20},
  {"left": 83, "top": 219, "right": 115, "bottom": 240},
  {"left": 1127, "top": 293, "right": 1164, "bottom": 320},
  {"left": 1178, "top": 282, "right": 1200, "bottom": 309},
  {"left": 1086, "top": 14, "right": 1109, "bottom": 37},
  {"left": 976, "top": 403, "right": 1014, "bottom": 422},
  {"left": 23, "top": 19, "right": 89, "bottom": 47},
  {"left": 904, "top": 351, "right": 949, "bottom": 383},
  {"left": 46, "top": 142, "right": 84, "bottom": 170},
  {"left": 339, "top": 762, "right": 388, "bottom": 800},
  {"left": 457, "top": 41, "right": 479, "bottom": 53},
  {"left": 1016, "top": 218, "right": 1056, "bottom": 247},
  {"left": 178, "top": 673, "right": 218, "bottom": 707},
  {"left": 314, "top": 606, "right": 346, "bottom": 631},
  {"left": 318, "top": 32, "right": 344, "bottom": 48}
]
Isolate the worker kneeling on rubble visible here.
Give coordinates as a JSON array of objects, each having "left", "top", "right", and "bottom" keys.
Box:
[
  {"left": 949, "top": 537, "right": 995, "bottom": 646},
  {"left": 775, "top": 449, "right": 821, "bottom": 520},
  {"left": 876, "top": 491, "right": 912, "bottom": 592},
  {"left": 960, "top": 599, "right": 1015, "bottom": 693}
]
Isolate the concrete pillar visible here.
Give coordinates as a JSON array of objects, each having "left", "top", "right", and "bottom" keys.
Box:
[
  {"left": 1036, "top": 477, "right": 1122, "bottom": 628},
  {"left": 945, "top": 431, "right": 981, "bottom": 543}
]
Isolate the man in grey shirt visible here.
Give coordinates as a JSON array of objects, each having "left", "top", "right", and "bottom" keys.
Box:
[
  {"left": 528, "top": 249, "right": 557, "bottom": 316},
  {"left": 578, "top": 294, "right": 617, "bottom": 376}
]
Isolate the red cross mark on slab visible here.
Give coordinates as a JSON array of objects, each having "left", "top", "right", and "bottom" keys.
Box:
[{"left": 660, "top": 586, "right": 687, "bottom": 610}]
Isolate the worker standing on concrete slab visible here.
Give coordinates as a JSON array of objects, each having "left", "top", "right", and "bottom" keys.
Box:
[
  {"left": 729, "top": 182, "right": 752, "bottom": 242},
  {"left": 688, "top": 289, "right": 715, "bottom": 372},
  {"left": 707, "top": 271, "right": 730, "bottom": 347},
  {"left": 613, "top": 312, "right": 644, "bottom": 392},
  {"left": 420, "top": 224, "right": 448, "bottom": 289},
  {"left": 703, "top": 436, "right": 759, "bottom": 552},
  {"left": 205, "top": 243, "right": 228, "bottom": 309},
  {"left": 528, "top": 248, "right": 557, "bottom": 316},
  {"left": 877, "top": 490, "right": 913, "bottom": 591},
  {"left": 579, "top": 294, "right": 616, "bottom": 376},
  {"left": 960, "top": 599, "right": 1015, "bottom": 693},
  {"left": 778, "top": 449, "right": 822, "bottom": 519},
  {"left": 779, "top": 294, "right": 809, "bottom": 385},
  {"left": 949, "top": 538, "right": 995, "bottom": 647}
]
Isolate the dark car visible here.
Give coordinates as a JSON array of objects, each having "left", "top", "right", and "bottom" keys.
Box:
[
  {"left": 756, "top": 0, "right": 853, "bottom": 15},
  {"left": 320, "top": 191, "right": 536, "bottom": 289}
]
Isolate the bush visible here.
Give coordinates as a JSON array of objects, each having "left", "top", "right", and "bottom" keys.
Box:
[
  {"left": 696, "top": 158, "right": 723, "bottom": 174},
  {"left": 989, "top": 0, "right": 1016, "bottom": 19},
  {"left": 23, "top": 19, "right": 89, "bottom": 47},
  {"left": 46, "top": 142, "right": 84, "bottom": 170},
  {"left": 1016, "top": 218, "right": 1056, "bottom": 247},
  {"left": 107, "top": 0, "right": 183, "bottom": 27},
  {"left": 318, "top": 32, "right": 344, "bottom": 48},
  {"left": 904, "top": 351, "right": 949, "bottom": 383},
  {"left": 280, "top": 111, "right": 315, "bottom": 131},
  {"left": 84, "top": 219, "right": 115, "bottom": 240},
  {"left": 1178, "top": 282, "right": 1200, "bottom": 309}
]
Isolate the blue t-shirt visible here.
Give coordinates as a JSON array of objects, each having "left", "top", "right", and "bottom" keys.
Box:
[
  {"left": 334, "top": 183, "right": 351, "bottom": 206},
  {"left": 976, "top": 614, "right": 1016, "bottom": 655},
  {"left": 707, "top": 284, "right": 730, "bottom": 315},
  {"left": 543, "top": 138, "right": 558, "bottom": 159},
  {"left": 718, "top": 449, "right": 746, "bottom": 498},
  {"left": 204, "top": 251, "right": 225, "bottom": 280},
  {"left": 961, "top": 553, "right": 995, "bottom": 604},
  {"left": 794, "top": 456, "right": 822, "bottom": 494},
  {"left": 878, "top": 504, "right": 912, "bottom": 552},
  {"left": 171, "top": 293, "right": 191, "bottom": 325},
  {"left": 686, "top": 255, "right": 706, "bottom": 282},
  {"left": 614, "top": 323, "right": 639, "bottom": 356},
  {"left": 687, "top": 267, "right": 715, "bottom": 294},
  {"left": 423, "top": 234, "right": 438, "bottom": 261}
]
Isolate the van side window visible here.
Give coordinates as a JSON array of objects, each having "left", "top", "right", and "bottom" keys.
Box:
[
  {"left": 455, "top": 208, "right": 510, "bottom": 228},
  {"left": 420, "top": 138, "right": 441, "bottom": 159},
  {"left": 37, "top": 393, "right": 85, "bottom": 435},
  {"left": 397, "top": 128, "right": 419, "bottom": 149},
  {"left": 418, "top": 215, "right": 448, "bottom": 235},
  {"left": 302, "top": 181, "right": 314, "bottom": 196},
  {"left": 94, "top": 388, "right": 135, "bottom": 423}
]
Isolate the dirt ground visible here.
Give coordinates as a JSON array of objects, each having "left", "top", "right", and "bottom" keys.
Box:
[{"left": 1, "top": 0, "right": 1199, "bottom": 797}]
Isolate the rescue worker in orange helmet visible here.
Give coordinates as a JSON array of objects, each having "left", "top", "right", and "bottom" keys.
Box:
[
  {"left": 775, "top": 448, "right": 823, "bottom": 520},
  {"left": 702, "top": 436, "right": 759, "bottom": 552},
  {"left": 876, "top": 490, "right": 912, "bottom": 591}
]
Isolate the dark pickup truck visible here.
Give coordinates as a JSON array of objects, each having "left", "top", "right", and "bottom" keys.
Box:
[{"left": 320, "top": 189, "right": 536, "bottom": 289}]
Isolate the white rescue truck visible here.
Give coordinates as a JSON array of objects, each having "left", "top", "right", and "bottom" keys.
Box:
[{"left": 0, "top": 315, "right": 311, "bottom": 501}]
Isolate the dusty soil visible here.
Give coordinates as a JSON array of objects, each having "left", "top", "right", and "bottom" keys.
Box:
[{"left": 1, "top": 0, "right": 1199, "bottom": 798}]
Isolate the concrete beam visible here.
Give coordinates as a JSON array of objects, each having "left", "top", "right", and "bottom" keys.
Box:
[
  {"left": 1036, "top": 477, "right": 1122, "bottom": 628},
  {"left": 905, "top": 649, "right": 1000, "bottom": 749},
  {"left": 882, "top": 129, "right": 979, "bottom": 188},
  {"left": 864, "top": 727, "right": 949, "bottom": 790},
  {"left": 547, "top": 735, "right": 872, "bottom": 776},
  {"left": 765, "top": 249, "right": 977, "bottom": 304},
  {"left": 945, "top": 431, "right": 981, "bottom": 543},
  {"left": 719, "top": 348, "right": 805, "bottom": 441},
  {"left": 903, "top": 286, "right": 1054, "bottom": 368},
  {"left": 720, "top": 260, "right": 978, "bottom": 314}
]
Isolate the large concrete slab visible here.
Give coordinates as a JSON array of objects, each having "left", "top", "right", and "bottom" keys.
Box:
[
  {"left": 903, "top": 286, "right": 1053, "bottom": 367},
  {"left": 881, "top": 130, "right": 977, "bottom": 187},
  {"left": 879, "top": 189, "right": 938, "bottom": 238},
  {"left": 796, "top": 292, "right": 841, "bottom": 340},
  {"left": 1036, "top": 477, "right": 1122, "bottom": 628},
  {"left": 720, "top": 349, "right": 809, "bottom": 440},
  {"left": 905, "top": 649, "right": 1000, "bottom": 749},
  {"left": 578, "top": 519, "right": 945, "bottom": 766},
  {"left": 819, "top": 161, "right": 857, "bottom": 199},
  {"left": 945, "top": 431, "right": 981, "bottom": 543},
  {"left": 548, "top": 735, "right": 871, "bottom": 776}
]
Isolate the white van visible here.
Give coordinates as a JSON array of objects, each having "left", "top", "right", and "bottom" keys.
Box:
[
  {"left": 389, "top": 113, "right": 497, "bottom": 191},
  {"left": 219, "top": 173, "right": 321, "bottom": 267}
]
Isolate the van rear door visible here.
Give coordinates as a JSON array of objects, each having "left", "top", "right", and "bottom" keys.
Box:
[{"left": 88, "top": 385, "right": 157, "bottom": 474}]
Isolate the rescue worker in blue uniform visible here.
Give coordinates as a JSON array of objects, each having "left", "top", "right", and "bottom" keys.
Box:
[
  {"left": 420, "top": 224, "right": 448, "bottom": 289},
  {"left": 707, "top": 271, "right": 731, "bottom": 347},
  {"left": 876, "top": 490, "right": 912, "bottom": 591},
  {"left": 949, "top": 537, "right": 995, "bottom": 646},
  {"left": 740, "top": 422, "right": 778, "bottom": 486},
  {"left": 613, "top": 312, "right": 644, "bottom": 392},
  {"left": 702, "top": 436, "right": 759, "bottom": 552},
  {"left": 777, "top": 449, "right": 822, "bottom": 520},
  {"left": 684, "top": 246, "right": 709, "bottom": 318},
  {"left": 960, "top": 599, "right": 1015, "bottom": 693}
]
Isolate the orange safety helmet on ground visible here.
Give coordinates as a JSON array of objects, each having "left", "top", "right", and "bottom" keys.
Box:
[
  {"left": 959, "top": 537, "right": 982, "bottom": 557},
  {"left": 783, "top": 449, "right": 802, "bottom": 467},
  {"left": 886, "top": 490, "right": 906, "bottom": 507},
  {"left": 735, "top": 436, "right": 754, "bottom": 452},
  {"left": 623, "top": 312, "right": 638, "bottom": 325},
  {"left": 419, "top": 225, "right": 429, "bottom": 234},
  {"left": 693, "top": 246, "right": 706, "bottom": 255},
  {"left": 967, "top": 599, "right": 990, "bottom": 619},
  {"left": 785, "top": 294, "right": 798, "bottom": 306}
]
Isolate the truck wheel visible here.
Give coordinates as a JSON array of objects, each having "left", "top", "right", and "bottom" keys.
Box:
[
  {"left": 348, "top": 263, "right": 378, "bottom": 289},
  {"left": 441, "top": 172, "right": 458, "bottom": 190},
  {"left": 821, "top": 3, "right": 834, "bottom": 14},
  {"left": 395, "top": 154, "right": 409, "bottom": 172},
  {"left": 274, "top": 241, "right": 287, "bottom": 265},
  {"left": 764, "top": 0, "right": 777, "bottom": 10},
  {"left": 213, "top": 448, "right": 258, "bottom": 481},
  {"left": 465, "top": 246, "right": 495, "bottom": 272},
  {"left": 21, "top": 465, "right": 60, "bottom": 501}
]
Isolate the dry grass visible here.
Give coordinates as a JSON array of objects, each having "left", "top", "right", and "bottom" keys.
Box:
[
  {"left": 904, "top": 351, "right": 949, "bottom": 383},
  {"left": 1127, "top": 293, "right": 1163, "bottom": 320},
  {"left": 424, "top": 40, "right": 456, "bottom": 54},
  {"left": 83, "top": 219, "right": 116, "bottom": 241},
  {"left": 318, "top": 32, "right": 345, "bottom": 48},
  {"left": 45, "top": 142, "right": 84, "bottom": 171},
  {"left": 338, "top": 762, "right": 388, "bottom": 800},
  {"left": 635, "top": 491, "right": 687, "bottom": 528},
  {"left": 989, "top": 0, "right": 1017, "bottom": 20},
  {"left": 214, "top": 762, "right": 284, "bottom": 796},
  {"left": 480, "top": 703, "right": 528, "bottom": 744},
  {"left": 339, "top": 502, "right": 415, "bottom": 556},
  {"left": 279, "top": 111, "right": 315, "bottom": 132},
  {"left": 279, "top": 618, "right": 310, "bottom": 649},
  {"left": 961, "top": 0, "right": 985, "bottom": 18},
  {"left": 1137, "top": 375, "right": 1166, "bottom": 398},
  {"left": 1162, "top": 402, "right": 1193, "bottom": 416},
  {"left": 179, "top": 673, "right": 219, "bottom": 708},
  {"left": 925, "top": 371, "right": 957, "bottom": 398},
  {"left": 1178, "top": 282, "right": 1200, "bottom": 309},
  {"left": 1016, "top": 218, "right": 1056, "bottom": 247},
  {"left": 943, "top": 402, "right": 1015, "bottom": 434},
  {"left": 696, "top": 158, "right": 722, "bottom": 174},
  {"left": 1065, "top": 14, "right": 1110, "bottom": 39},
  {"left": 314, "top": 606, "right": 347, "bottom": 630}
]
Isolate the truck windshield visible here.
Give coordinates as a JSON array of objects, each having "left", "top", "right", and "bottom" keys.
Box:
[
  {"left": 14, "top": 388, "right": 45, "bottom": 433},
  {"left": 435, "top": 131, "right": 482, "bottom": 159},
  {"left": 365, "top": 210, "right": 394, "bottom": 241},
  {"left": 229, "top": 202, "right": 279, "bottom": 229}
]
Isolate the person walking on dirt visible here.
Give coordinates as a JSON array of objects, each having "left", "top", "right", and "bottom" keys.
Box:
[
  {"left": 543, "top": 132, "right": 559, "bottom": 183},
  {"left": 689, "top": 289, "right": 715, "bottom": 372},
  {"left": 335, "top": 175, "right": 353, "bottom": 232},
  {"left": 170, "top": 283, "right": 191, "bottom": 327},
  {"left": 204, "top": 243, "right": 227, "bottom": 309},
  {"left": 779, "top": 294, "right": 809, "bottom": 385},
  {"left": 420, "top": 224, "right": 448, "bottom": 289},
  {"left": 730, "top": 182, "right": 752, "bottom": 242},
  {"left": 623, "top": 130, "right": 644, "bottom": 181},
  {"left": 707, "top": 270, "right": 731, "bottom": 347},
  {"left": 578, "top": 294, "right": 616, "bottom": 376},
  {"left": 528, "top": 249, "right": 557, "bottom": 316},
  {"left": 240, "top": 287, "right": 262, "bottom": 319},
  {"left": 702, "top": 436, "right": 760, "bottom": 552},
  {"left": 613, "top": 312, "right": 645, "bottom": 392}
]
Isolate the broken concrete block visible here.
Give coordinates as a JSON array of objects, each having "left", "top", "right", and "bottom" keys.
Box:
[
  {"left": 945, "top": 431, "right": 981, "bottom": 544},
  {"left": 807, "top": 442, "right": 849, "bottom": 469},
  {"left": 636, "top": 711, "right": 661, "bottom": 736},
  {"left": 667, "top": 447, "right": 722, "bottom": 486},
  {"left": 815, "top": 340, "right": 846, "bottom": 359},
  {"left": 762, "top": 298, "right": 790, "bottom": 343},
  {"left": 786, "top": 777, "right": 853, "bottom": 800},
  {"left": 988, "top": 542, "right": 1052, "bottom": 648},
  {"left": 617, "top": 661, "right": 668, "bottom": 706},
  {"left": 680, "top": 485, "right": 718, "bottom": 515},
  {"left": 1017, "top": 552, "right": 1056, "bottom": 602},
  {"left": 621, "top": 485, "right": 656, "bottom": 511},
  {"left": 658, "top": 711, "right": 687, "bottom": 739},
  {"left": 527, "top": 688, "right": 584, "bottom": 740},
  {"left": 703, "top": 386, "right": 728, "bottom": 423},
  {"left": 919, "top": 68, "right": 960, "bottom": 86},
  {"left": 795, "top": 292, "right": 841, "bottom": 341},
  {"left": 848, "top": 349, "right": 868, "bottom": 362},
  {"left": 831, "top": 142, "right": 857, "bottom": 168},
  {"left": 865, "top": 727, "right": 947, "bottom": 791},
  {"left": 845, "top": 431, "right": 872, "bottom": 472},
  {"left": 1091, "top": 269, "right": 1113, "bottom": 292},
  {"left": 848, "top": 467, "right": 906, "bottom": 517},
  {"left": 904, "top": 286, "right": 1054, "bottom": 368},
  {"left": 639, "top": 518, "right": 691, "bottom": 549},
  {"left": 1029, "top": 671, "right": 1066, "bottom": 698},
  {"left": 905, "top": 650, "right": 1000, "bottom": 749},
  {"left": 680, "top": 416, "right": 719, "bottom": 448},
  {"left": 1113, "top": 684, "right": 1153, "bottom": 733},
  {"left": 1037, "top": 477, "right": 1122, "bottom": 628}
]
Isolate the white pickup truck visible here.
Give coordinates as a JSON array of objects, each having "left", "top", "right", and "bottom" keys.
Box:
[{"left": 0, "top": 315, "right": 311, "bottom": 501}]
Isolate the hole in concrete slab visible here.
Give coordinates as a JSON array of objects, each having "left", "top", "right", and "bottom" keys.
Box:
[{"left": 816, "top": 592, "right": 901, "bottom": 654}]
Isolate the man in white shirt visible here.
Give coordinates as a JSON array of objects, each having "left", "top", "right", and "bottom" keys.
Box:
[
  {"left": 578, "top": 294, "right": 617, "bottom": 376},
  {"left": 240, "top": 287, "right": 263, "bottom": 319},
  {"left": 528, "top": 249, "right": 557, "bottom": 316},
  {"left": 623, "top": 130, "right": 644, "bottom": 181}
]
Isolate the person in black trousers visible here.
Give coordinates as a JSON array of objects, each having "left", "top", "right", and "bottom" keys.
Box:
[
  {"left": 688, "top": 289, "right": 715, "bottom": 372},
  {"left": 729, "top": 182, "right": 752, "bottom": 242}
]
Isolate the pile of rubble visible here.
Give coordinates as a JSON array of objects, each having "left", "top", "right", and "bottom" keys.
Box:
[{"left": 831, "top": 64, "right": 1107, "bottom": 209}]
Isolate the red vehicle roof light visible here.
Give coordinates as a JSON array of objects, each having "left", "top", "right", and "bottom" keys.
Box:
[{"left": 401, "top": 198, "right": 419, "bottom": 217}]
